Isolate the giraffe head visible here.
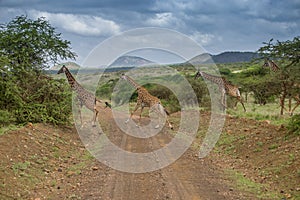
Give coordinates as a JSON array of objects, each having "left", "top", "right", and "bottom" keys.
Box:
[
  {"left": 120, "top": 73, "right": 127, "bottom": 80},
  {"left": 262, "top": 58, "right": 270, "bottom": 68},
  {"left": 57, "top": 65, "right": 67, "bottom": 74},
  {"left": 194, "top": 71, "right": 202, "bottom": 79}
]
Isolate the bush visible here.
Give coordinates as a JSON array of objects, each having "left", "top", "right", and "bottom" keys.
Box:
[
  {"left": 0, "top": 74, "right": 72, "bottom": 126},
  {"left": 148, "top": 85, "right": 180, "bottom": 113},
  {"left": 287, "top": 114, "right": 300, "bottom": 135},
  {"left": 0, "top": 110, "right": 15, "bottom": 126},
  {"left": 96, "top": 78, "right": 118, "bottom": 100},
  {"left": 0, "top": 15, "right": 76, "bottom": 126}
]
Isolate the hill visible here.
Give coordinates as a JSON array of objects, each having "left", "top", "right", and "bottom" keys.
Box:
[
  {"left": 109, "top": 55, "right": 154, "bottom": 67},
  {"left": 189, "top": 51, "right": 259, "bottom": 64},
  {"left": 212, "top": 51, "right": 259, "bottom": 63},
  {"left": 50, "top": 62, "right": 81, "bottom": 70}
]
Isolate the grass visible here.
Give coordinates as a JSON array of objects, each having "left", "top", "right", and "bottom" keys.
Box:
[
  {"left": 268, "top": 143, "right": 279, "bottom": 150},
  {"left": 226, "top": 169, "right": 280, "bottom": 199},
  {"left": 0, "top": 124, "right": 19, "bottom": 136},
  {"left": 214, "top": 132, "right": 238, "bottom": 155},
  {"left": 227, "top": 100, "right": 296, "bottom": 126},
  {"left": 67, "top": 151, "right": 95, "bottom": 177},
  {"left": 12, "top": 161, "right": 31, "bottom": 174}
]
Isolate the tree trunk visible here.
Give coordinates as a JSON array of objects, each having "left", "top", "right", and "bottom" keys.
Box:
[
  {"left": 288, "top": 94, "right": 292, "bottom": 112},
  {"left": 280, "top": 82, "right": 288, "bottom": 115}
]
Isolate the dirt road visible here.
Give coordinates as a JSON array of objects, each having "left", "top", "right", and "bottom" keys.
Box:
[
  {"left": 54, "top": 110, "right": 249, "bottom": 200},
  {"left": 4, "top": 109, "right": 297, "bottom": 199}
]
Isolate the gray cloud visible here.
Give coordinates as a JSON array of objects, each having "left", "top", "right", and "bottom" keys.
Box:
[
  {"left": 0, "top": 0, "right": 299, "bottom": 64},
  {"left": 29, "top": 10, "right": 121, "bottom": 36}
]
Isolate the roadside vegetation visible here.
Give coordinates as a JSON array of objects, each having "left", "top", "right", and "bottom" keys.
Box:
[{"left": 0, "top": 15, "right": 76, "bottom": 126}]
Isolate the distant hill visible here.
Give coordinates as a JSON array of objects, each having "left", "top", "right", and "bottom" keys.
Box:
[
  {"left": 212, "top": 52, "right": 259, "bottom": 63},
  {"left": 51, "top": 62, "right": 81, "bottom": 70},
  {"left": 50, "top": 52, "right": 259, "bottom": 73},
  {"left": 109, "top": 56, "right": 154, "bottom": 67},
  {"left": 188, "top": 53, "right": 213, "bottom": 64},
  {"left": 47, "top": 62, "right": 81, "bottom": 75},
  {"left": 189, "top": 51, "right": 259, "bottom": 64}
]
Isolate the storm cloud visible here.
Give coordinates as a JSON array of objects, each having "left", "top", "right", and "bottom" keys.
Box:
[{"left": 1, "top": 0, "right": 299, "bottom": 64}]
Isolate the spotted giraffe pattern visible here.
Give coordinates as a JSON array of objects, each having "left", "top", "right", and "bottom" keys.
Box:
[
  {"left": 121, "top": 74, "right": 173, "bottom": 129},
  {"left": 263, "top": 59, "right": 280, "bottom": 72},
  {"left": 195, "top": 71, "right": 246, "bottom": 112},
  {"left": 58, "top": 65, "right": 108, "bottom": 126}
]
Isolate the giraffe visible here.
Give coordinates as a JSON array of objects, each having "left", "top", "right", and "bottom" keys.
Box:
[
  {"left": 263, "top": 59, "right": 299, "bottom": 115},
  {"left": 263, "top": 58, "right": 281, "bottom": 72},
  {"left": 57, "top": 65, "right": 110, "bottom": 127},
  {"left": 194, "top": 71, "right": 246, "bottom": 112},
  {"left": 120, "top": 74, "right": 173, "bottom": 129}
]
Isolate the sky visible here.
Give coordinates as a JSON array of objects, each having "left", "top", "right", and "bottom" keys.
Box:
[{"left": 0, "top": 0, "right": 299, "bottom": 65}]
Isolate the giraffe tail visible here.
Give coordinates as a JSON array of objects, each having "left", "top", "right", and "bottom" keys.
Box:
[
  {"left": 164, "top": 109, "right": 170, "bottom": 116},
  {"left": 105, "top": 102, "right": 112, "bottom": 108},
  {"left": 157, "top": 103, "right": 170, "bottom": 116}
]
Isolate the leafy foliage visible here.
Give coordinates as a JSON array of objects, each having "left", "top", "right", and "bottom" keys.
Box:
[
  {"left": 96, "top": 78, "right": 119, "bottom": 100},
  {"left": 258, "top": 36, "right": 300, "bottom": 114},
  {"left": 287, "top": 114, "right": 300, "bottom": 135},
  {"left": 258, "top": 37, "right": 300, "bottom": 66},
  {"left": 0, "top": 15, "right": 76, "bottom": 73},
  {"left": 0, "top": 16, "right": 76, "bottom": 126}
]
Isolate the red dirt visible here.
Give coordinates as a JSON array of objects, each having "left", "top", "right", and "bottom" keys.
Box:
[{"left": 0, "top": 110, "right": 299, "bottom": 199}]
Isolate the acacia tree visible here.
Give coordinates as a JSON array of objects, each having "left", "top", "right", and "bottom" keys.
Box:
[
  {"left": 258, "top": 36, "right": 300, "bottom": 115},
  {"left": 0, "top": 15, "right": 76, "bottom": 74},
  {"left": 0, "top": 15, "right": 77, "bottom": 125}
]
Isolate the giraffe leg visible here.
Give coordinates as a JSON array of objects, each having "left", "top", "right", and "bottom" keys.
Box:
[
  {"left": 234, "top": 100, "right": 238, "bottom": 110},
  {"left": 78, "top": 108, "right": 83, "bottom": 128},
  {"left": 92, "top": 109, "right": 99, "bottom": 127},
  {"left": 220, "top": 92, "right": 226, "bottom": 111},
  {"left": 240, "top": 100, "right": 246, "bottom": 112},
  {"left": 137, "top": 106, "right": 145, "bottom": 127},
  {"left": 152, "top": 103, "right": 173, "bottom": 130},
  {"left": 126, "top": 103, "right": 140, "bottom": 124},
  {"left": 150, "top": 104, "right": 161, "bottom": 129},
  {"left": 76, "top": 99, "right": 84, "bottom": 128}
]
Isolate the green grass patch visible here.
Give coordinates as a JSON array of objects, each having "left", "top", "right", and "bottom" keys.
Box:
[
  {"left": 214, "top": 132, "right": 238, "bottom": 155},
  {"left": 67, "top": 161, "right": 86, "bottom": 176},
  {"left": 0, "top": 124, "right": 19, "bottom": 136},
  {"left": 12, "top": 161, "right": 31, "bottom": 174},
  {"left": 268, "top": 143, "right": 279, "bottom": 150},
  {"left": 228, "top": 102, "right": 292, "bottom": 126},
  {"left": 226, "top": 169, "right": 280, "bottom": 199},
  {"left": 67, "top": 151, "right": 94, "bottom": 177},
  {"left": 216, "top": 132, "right": 237, "bottom": 146}
]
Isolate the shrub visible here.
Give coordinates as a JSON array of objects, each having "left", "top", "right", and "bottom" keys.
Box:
[
  {"left": 287, "top": 114, "right": 300, "bottom": 135},
  {"left": 0, "top": 15, "right": 76, "bottom": 126},
  {"left": 0, "top": 110, "right": 15, "bottom": 126},
  {"left": 148, "top": 85, "right": 180, "bottom": 113},
  {"left": 0, "top": 74, "right": 72, "bottom": 126},
  {"left": 96, "top": 78, "right": 118, "bottom": 100}
]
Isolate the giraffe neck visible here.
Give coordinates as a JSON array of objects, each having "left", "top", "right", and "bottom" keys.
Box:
[
  {"left": 267, "top": 60, "right": 280, "bottom": 72},
  {"left": 200, "top": 72, "right": 224, "bottom": 85},
  {"left": 124, "top": 75, "right": 141, "bottom": 89},
  {"left": 64, "top": 68, "right": 80, "bottom": 90}
]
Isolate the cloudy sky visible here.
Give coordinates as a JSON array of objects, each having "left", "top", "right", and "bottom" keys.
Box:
[{"left": 0, "top": 0, "right": 299, "bottom": 65}]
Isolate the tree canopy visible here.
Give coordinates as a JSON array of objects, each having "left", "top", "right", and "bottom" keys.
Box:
[
  {"left": 0, "top": 15, "right": 76, "bottom": 74},
  {"left": 257, "top": 36, "right": 300, "bottom": 114},
  {"left": 0, "top": 16, "right": 76, "bottom": 125},
  {"left": 258, "top": 37, "right": 300, "bottom": 68}
]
